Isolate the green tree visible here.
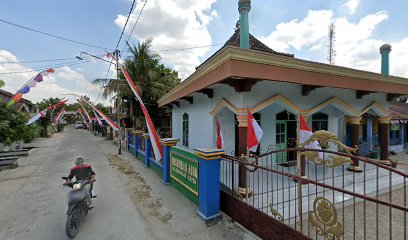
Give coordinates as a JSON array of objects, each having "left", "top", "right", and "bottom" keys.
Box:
[
  {"left": 0, "top": 79, "right": 4, "bottom": 88},
  {"left": 0, "top": 102, "right": 37, "bottom": 145},
  {"left": 36, "top": 97, "right": 65, "bottom": 137},
  {"left": 92, "top": 37, "right": 180, "bottom": 127}
]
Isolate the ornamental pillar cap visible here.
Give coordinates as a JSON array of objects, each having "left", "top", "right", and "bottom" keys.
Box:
[
  {"left": 380, "top": 44, "right": 392, "bottom": 54},
  {"left": 194, "top": 148, "right": 224, "bottom": 160},
  {"left": 236, "top": 114, "right": 248, "bottom": 127},
  {"left": 133, "top": 130, "right": 143, "bottom": 135},
  {"left": 378, "top": 116, "right": 391, "bottom": 124},
  {"left": 238, "top": 0, "right": 251, "bottom": 13},
  {"left": 348, "top": 116, "right": 363, "bottom": 125},
  {"left": 160, "top": 138, "right": 180, "bottom": 146}
]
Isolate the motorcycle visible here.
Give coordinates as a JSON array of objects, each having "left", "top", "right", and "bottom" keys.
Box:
[{"left": 61, "top": 176, "right": 95, "bottom": 238}]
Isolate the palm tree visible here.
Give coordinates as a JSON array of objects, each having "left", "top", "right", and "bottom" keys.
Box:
[{"left": 92, "top": 37, "right": 180, "bottom": 127}]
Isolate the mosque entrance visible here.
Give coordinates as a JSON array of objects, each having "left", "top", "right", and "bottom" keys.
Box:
[{"left": 275, "top": 111, "right": 297, "bottom": 164}]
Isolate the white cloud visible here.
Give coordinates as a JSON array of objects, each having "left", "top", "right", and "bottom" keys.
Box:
[
  {"left": 260, "top": 10, "right": 334, "bottom": 52},
  {"left": 260, "top": 9, "right": 408, "bottom": 78},
  {"left": 333, "top": 11, "right": 389, "bottom": 72},
  {"left": 343, "top": 0, "right": 360, "bottom": 14},
  {"left": 114, "top": 0, "right": 217, "bottom": 79},
  {"left": 0, "top": 50, "right": 109, "bottom": 105}
]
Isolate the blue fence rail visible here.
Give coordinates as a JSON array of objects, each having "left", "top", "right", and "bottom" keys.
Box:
[{"left": 125, "top": 131, "right": 224, "bottom": 223}]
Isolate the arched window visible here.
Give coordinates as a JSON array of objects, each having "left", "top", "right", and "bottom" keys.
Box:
[
  {"left": 182, "top": 113, "right": 189, "bottom": 147},
  {"left": 312, "top": 112, "right": 328, "bottom": 132}
]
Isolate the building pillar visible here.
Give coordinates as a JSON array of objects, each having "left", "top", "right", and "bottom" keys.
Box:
[
  {"left": 367, "top": 118, "right": 373, "bottom": 147},
  {"left": 194, "top": 148, "right": 224, "bottom": 223},
  {"left": 133, "top": 130, "right": 142, "bottom": 158},
  {"left": 160, "top": 138, "right": 179, "bottom": 185},
  {"left": 236, "top": 114, "right": 249, "bottom": 194},
  {"left": 378, "top": 117, "right": 391, "bottom": 160},
  {"left": 126, "top": 130, "right": 131, "bottom": 151},
  {"left": 347, "top": 116, "right": 363, "bottom": 172},
  {"left": 144, "top": 134, "right": 151, "bottom": 168},
  {"left": 238, "top": 0, "right": 251, "bottom": 49}
]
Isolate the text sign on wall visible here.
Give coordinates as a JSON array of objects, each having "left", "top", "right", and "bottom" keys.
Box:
[{"left": 170, "top": 149, "right": 199, "bottom": 196}]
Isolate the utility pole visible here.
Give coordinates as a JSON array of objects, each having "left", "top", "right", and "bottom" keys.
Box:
[
  {"left": 75, "top": 50, "right": 122, "bottom": 154},
  {"left": 327, "top": 22, "right": 336, "bottom": 65},
  {"left": 115, "top": 50, "right": 122, "bottom": 155}
]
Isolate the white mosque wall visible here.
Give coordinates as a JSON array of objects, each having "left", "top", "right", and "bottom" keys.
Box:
[{"left": 171, "top": 80, "right": 389, "bottom": 152}]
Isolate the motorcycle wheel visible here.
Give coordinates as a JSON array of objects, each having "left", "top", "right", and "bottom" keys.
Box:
[{"left": 66, "top": 208, "right": 80, "bottom": 238}]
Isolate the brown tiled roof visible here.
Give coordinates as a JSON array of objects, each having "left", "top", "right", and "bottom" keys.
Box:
[
  {"left": 390, "top": 101, "right": 408, "bottom": 119},
  {"left": 224, "top": 29, "right": 294, "bottom": 57},
  {"left": 0, "top": 89, "right": 35, "bottom": 106}
]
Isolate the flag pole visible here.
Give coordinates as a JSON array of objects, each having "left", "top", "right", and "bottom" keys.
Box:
[
  {"left": 246, "top": 107, "right": 250, "bottom": 159},
  {"left": 296, "top": 111, "right": 303, "bottom": 231}
]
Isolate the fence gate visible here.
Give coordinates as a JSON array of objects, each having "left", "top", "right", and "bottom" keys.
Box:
[{"left": 220, "top": 130, "right": 408, "bottom": 240}]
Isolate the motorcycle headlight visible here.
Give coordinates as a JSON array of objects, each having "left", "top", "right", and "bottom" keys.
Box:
[{"left": 73, "top": 183, "right": 81, "bottom": 190}]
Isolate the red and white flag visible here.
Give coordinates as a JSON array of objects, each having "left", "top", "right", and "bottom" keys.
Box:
[
  {"left": 53, "top": 109, "right": 66, "bottom": 125},
  {"left": 80, "top": 98, "right": 118, "bottom": 131},
  {"left": 247, "top": 111, "right": 263, "bottom": 152},
  {"left": 215, "top": 118, "right": 224, "bottom": 149},
  {"left": 26, "top": 109, "right": 47, "bottom": 125},
  {"left": 77, "top": 100, "right": 92, "bottom": 127},
  {"left": 93, "top": 109, "right": 102, "bottom": 126},
  {"left": 76, "top": 109, "right": 87, "bottom": 123},
  {"left": 25, "top": 99, "right": 67, "bottom": 125},
  {"left": 108, "top": 53, "right": 163, "bottom": 161},
  {"left": 299, "top": 114, "right": 322, "bottom": 156}
]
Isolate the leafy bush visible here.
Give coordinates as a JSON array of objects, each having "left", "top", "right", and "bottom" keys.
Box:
[{"left": 0, "top": 102, "right": 37, "bottom": 145}]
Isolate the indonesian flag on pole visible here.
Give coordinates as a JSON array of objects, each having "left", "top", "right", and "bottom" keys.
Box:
[
  {"left": 47, "top": 99, "right": 67, "bottom": 110},
  {"left": 77, "top": 100, "right": 92, "bottom": 126},
  {"left": 215, "top": 118, "right": 224, "bottom": 149},
  {"left": 26, "top": 109, "right": 47, "bottom": 125},
  {"left": 93, "top": 109, "right": 102, "bottom": 126},
  {"left": 108, "top": 52, "right": 163, "bottom": 161},
  {"left": 77, "top": 109, "right": 87, "bottom": 123},
  {"left": 25, "top": 99, "right": 67, "bottom": 125},
  {"left": 80, "top": 98, "right": 118, "bottom": 131},
  {"left": 247, "top": 111, "right": 263, "bottom": 152},
  {"left": 299, "top": 114, "right": 322, "bottom": 157},
  {"left": 53, "top": 109, "right": 65, "bottom": 124}
]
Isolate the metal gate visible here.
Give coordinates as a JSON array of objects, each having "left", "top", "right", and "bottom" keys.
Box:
[{"left": 220, "top": 130, "right": 408, "bottom": 240}]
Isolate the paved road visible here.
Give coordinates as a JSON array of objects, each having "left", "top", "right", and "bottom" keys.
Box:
[{"left": 0, "top": 126, "right": 157, "bottom": 240}]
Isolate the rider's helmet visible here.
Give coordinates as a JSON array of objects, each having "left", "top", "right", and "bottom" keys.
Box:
[{"left": 75, "top": 157, "right": 84, "bottom": 165}]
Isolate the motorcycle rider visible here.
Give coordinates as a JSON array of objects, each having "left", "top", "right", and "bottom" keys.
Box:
[{"left": 65, "top": 157, "right": 96, "bottom": 208}]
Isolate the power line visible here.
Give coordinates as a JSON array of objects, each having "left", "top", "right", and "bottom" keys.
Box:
[
  {"left": 0, "top": 18, "right": 113, "bottom": 50},
  {"left": 1, "top": 57, "right": 76, "bottom": 64},
  {"left": 156, "top": 43, "right": 223, "bottom": 52},
  {"left": 114, "top": 0, "right": 137, "bottom": 51},
  {"left": 0, "top": 53, "right": 105, "bottom": 64},
  {"left": 0, "top": 60, "right": 92, "bottom": 75},
  {"left": 104, "top": 0, "right": 137, "bottom": 84},
  {"left": 122, "top": 0, "right": 148, "bottom": 53}
]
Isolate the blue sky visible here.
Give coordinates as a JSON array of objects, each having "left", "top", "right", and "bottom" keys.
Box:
[{"left": 1, "top": 0, "right": 407, "bottom": 104}]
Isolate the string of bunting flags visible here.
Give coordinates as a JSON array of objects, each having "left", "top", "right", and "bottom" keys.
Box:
[{"left": 7, "top": 69, "right": 54, "bottom": 107}]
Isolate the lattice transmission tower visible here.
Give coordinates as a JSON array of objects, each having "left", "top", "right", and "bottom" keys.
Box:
[{"left": 327, "top": 23, "right": 336, "bottom": 65}]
